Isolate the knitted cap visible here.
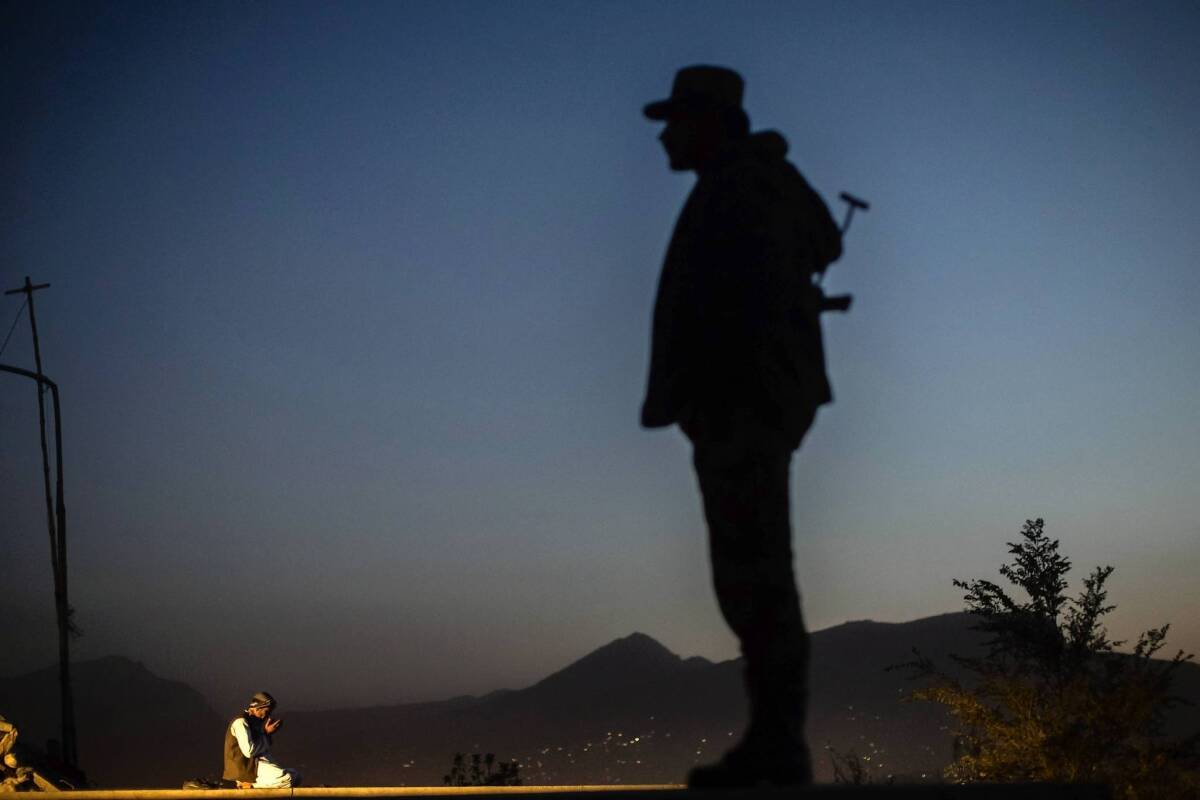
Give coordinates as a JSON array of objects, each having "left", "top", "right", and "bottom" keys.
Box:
[{"left": 247, "top": 691, "right": 276, "bottom": 711}]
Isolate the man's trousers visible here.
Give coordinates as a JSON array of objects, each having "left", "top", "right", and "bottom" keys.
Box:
[{"left": 691, "top": 421, "right": 812, "bottom": 762}]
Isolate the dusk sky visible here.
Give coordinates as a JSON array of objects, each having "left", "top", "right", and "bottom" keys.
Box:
[{"left": 3, "top": 1, "right": 1198, "bottom": 714}]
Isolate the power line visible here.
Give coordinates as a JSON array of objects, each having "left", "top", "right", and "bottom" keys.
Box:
[{"left": 0, "top": 297, "right": 28, "bottom": 359}]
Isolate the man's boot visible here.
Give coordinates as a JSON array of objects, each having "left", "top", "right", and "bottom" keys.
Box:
[{"left": 688, "top": 671, "right": 811, "bottom": 788}]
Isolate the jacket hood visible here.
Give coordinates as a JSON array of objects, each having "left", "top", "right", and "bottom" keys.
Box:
[{"left": 748, "top": 129, "right": 789, "bottom": 160}]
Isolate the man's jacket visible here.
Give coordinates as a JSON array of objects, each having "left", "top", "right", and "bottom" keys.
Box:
[{"left": 641, "top": 130, "right": 842, "bottom": 445}]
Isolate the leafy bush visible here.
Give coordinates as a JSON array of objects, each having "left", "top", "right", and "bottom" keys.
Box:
[{"left": 903, "top": 519, "right": 1199, "bottom": 799}]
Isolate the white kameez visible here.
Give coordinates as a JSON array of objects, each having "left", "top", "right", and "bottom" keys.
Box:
[{"left": 230, "top": 718, "right": 301, "bottom": 788}]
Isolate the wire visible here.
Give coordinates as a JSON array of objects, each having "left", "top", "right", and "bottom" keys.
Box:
[{"left": 0, "top": 298, "right": 28, "bottom": 359}]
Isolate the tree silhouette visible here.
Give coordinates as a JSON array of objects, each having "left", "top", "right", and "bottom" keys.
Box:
[
  {"left": 903, "top": 519, "right": 1198, "bottom": 798},
  {"left": 824, "top": 745, "right": 893, "bottom": 786},
  {"left": 443, "top": 752, "right": 521, "bottom": 786}
]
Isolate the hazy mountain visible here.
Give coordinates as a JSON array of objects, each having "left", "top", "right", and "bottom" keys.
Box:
[
  {"left": 0, "top": 655, "right": 222, "bottom": 788},
  {"left": 3, "top": 615, "right": 1196, "bottom": 788}
]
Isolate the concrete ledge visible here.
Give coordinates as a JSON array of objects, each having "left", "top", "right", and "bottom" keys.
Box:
[
  {"left": 41, "top": 785, "right": 1111, "bottom": 800},
  {"left": 25, "top": 789, "right": 677, "bottom": 799}
]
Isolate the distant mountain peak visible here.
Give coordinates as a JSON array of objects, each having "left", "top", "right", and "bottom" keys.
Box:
[
  {"left": 596, "top": 631, "right": 674, "bottom": 657},
  {"left": 527, "top": 632, "right": 683, "bottom": 697}
]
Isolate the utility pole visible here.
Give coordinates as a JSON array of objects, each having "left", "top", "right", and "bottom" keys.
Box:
[{"left": 3, "top": 276, "right": 76, "bottom": 769}]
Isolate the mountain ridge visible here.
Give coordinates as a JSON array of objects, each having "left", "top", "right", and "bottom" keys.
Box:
[{"left": 4, "top": 612, "right": 1196, "bottom": 788}]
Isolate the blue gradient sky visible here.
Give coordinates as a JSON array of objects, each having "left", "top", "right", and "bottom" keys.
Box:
[{"left": 3, "top": 1, "right": 1198, "bottom": 711}]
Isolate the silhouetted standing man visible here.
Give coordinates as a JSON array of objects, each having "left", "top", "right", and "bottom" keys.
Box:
[{"left": 641, "top": 66, "right": 842, "bottom": 787}]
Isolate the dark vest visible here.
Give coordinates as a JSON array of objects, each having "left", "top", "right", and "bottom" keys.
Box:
[{"left": 222, "top": 714, "right": 265, "bottom": 782}]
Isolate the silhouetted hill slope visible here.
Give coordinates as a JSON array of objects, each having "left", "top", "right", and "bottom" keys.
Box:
[
  {"left": 4, "top": 615, "right": 1196, "bottom": 788},
  {"left": 277, "top": 615, "right": 1200, "bottom": 785},
  {"left": 283, "top": 614, "right": 945, "bottom": 784},
  {"left": 0, "top": 655, "right": 221, "bottom": 788},
  {"left": 477, "top": 632, "right": 730, "bottom": 729},
  {"left": 525, "top": 632, "right": 709, "bottom": 701}
]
